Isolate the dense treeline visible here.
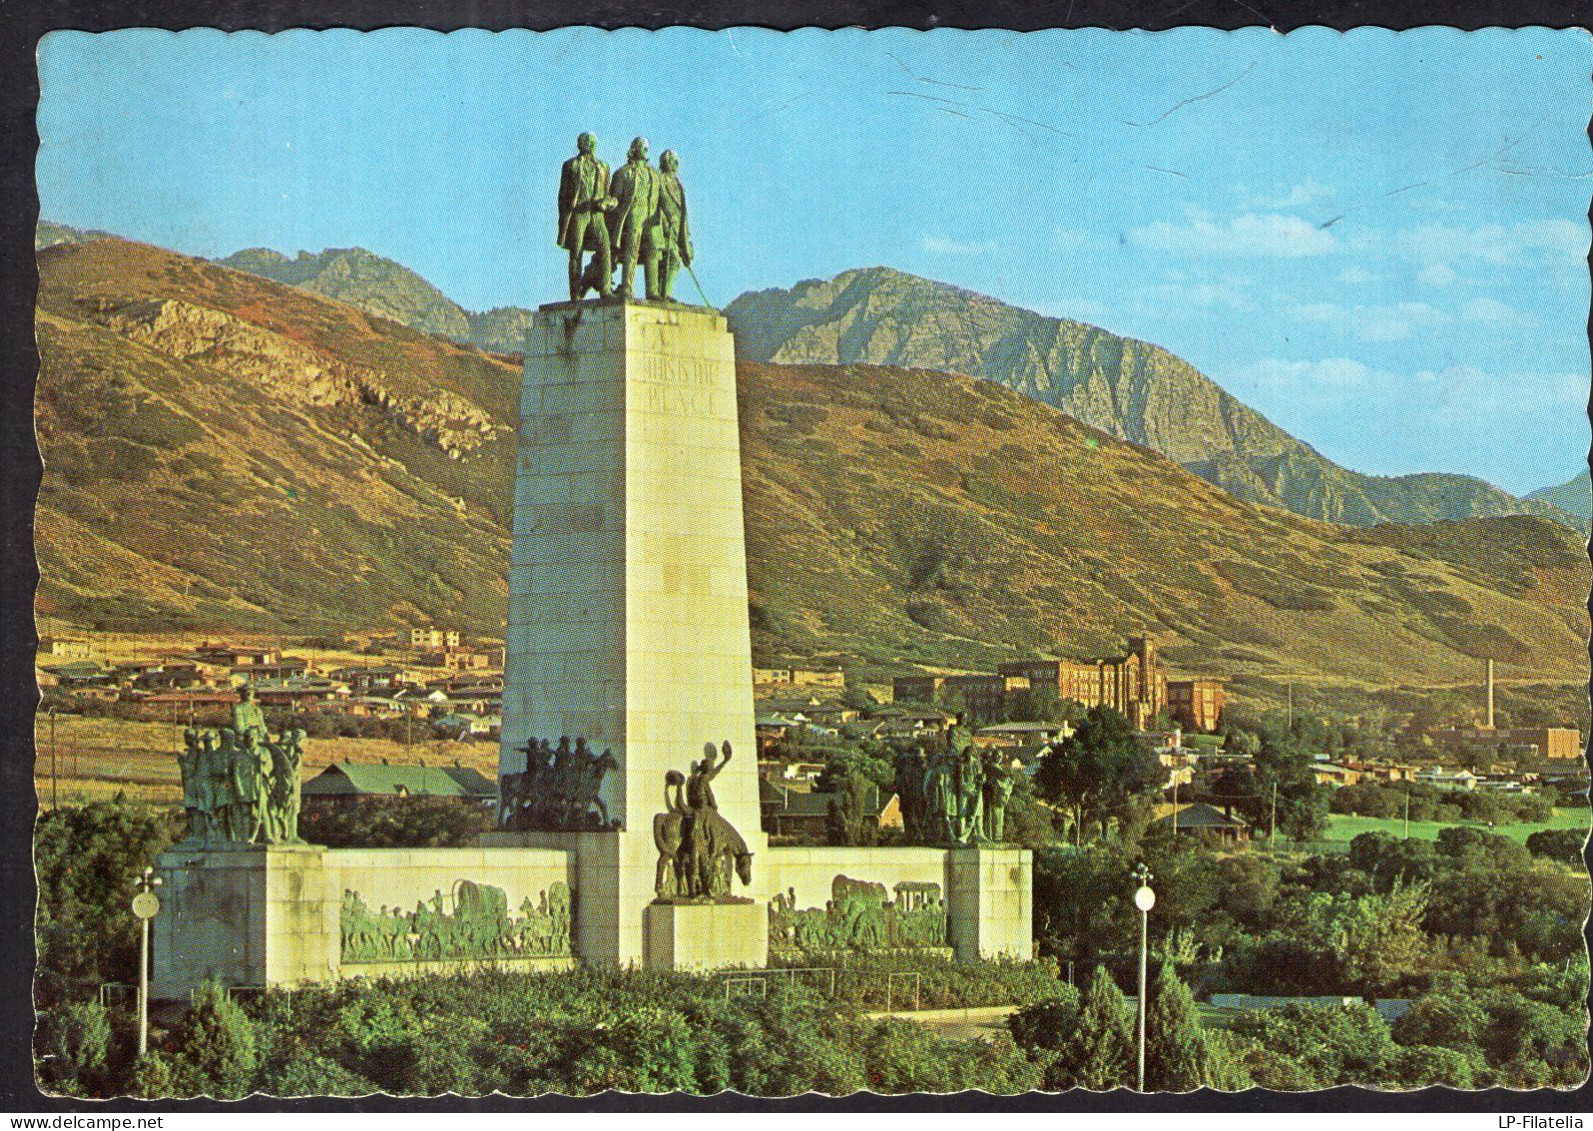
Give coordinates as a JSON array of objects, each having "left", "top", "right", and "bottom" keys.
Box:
[
  {"left": 1036, "top": 827, "right": 1587, "bottom": 997},
  {"left": 1331, "top": 780, "right": 1558, "bottom": 825}
]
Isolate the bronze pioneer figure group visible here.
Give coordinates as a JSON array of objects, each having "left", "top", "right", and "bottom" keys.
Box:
[
  {"left": 652, "top": 742, "right": 755, "bottom": 901},
  {"left": 895, "top": 720, "right": 1015, "bottom": 848},
  {"left": 175, "top": 685, "right": 305, "bottom": 847},
  {"left": 558, "top": 133, "right": 694, "bottom": 303},
  {"left": 497, "top": 735, "right": 618, "bottom": 831}
]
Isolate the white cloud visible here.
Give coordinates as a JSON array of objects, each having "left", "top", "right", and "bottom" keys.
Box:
[
  {"left": 1417, "top": 262, "right": 1459, "bottom": 287},
  {"left": 1339, "top": 266, "right": 1379, "bottom": 285},
  {"left": 1236, "top": 179, "right": 1335, "bottom": 211},
  {"left": 1128, "top": 209, "right": 1337, "bottom": 258},
  {"left": 1142, "top": 275, "right": 1253, "bottom": 312},
  {"left": 922, "top": 235, "right": 995, "bottom": 256},
  {"left": 1231, "top": 357, "right": 1587, "bottom": 417},
  {"left": 1287, "top": 300, "right": 1450, "bottom": 342},
  {"left": 1232, "top": 357, "right": 1380, "bottom": 396},
  {"left": 1460, "top": 296, "right": 1536, "bottom": 327},
  {"left": 1389, "top": 219, "right": 1588, "bottom": 270}
]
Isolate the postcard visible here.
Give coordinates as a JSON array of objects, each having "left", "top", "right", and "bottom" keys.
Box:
[{"left": 27, "top": 25, "right": 1591, "bottom": 1101}]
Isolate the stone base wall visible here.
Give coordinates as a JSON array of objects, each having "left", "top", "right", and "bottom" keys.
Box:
[
  {"left": 643, "top": 901, "right": 768, "bottom": 970},
  {"left": 765, "top": 844, "right": 1032, "bottom": 962},
  {"left": 152, "top": 841, "right": 1032, "bottom": 995},
  {"left": 152, "top": 844, "right": 573, "bottom": 1000}
]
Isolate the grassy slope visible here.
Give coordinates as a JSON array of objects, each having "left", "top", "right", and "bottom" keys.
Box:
[
  {"left": 33, "top": 238, "right": 1591, "bottom": 703},
  {"left": 738, "top": 361, "right": 1589, "bottom": 692}
]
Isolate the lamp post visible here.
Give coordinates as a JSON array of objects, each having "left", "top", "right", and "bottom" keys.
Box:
[
  {"left": 1132, "top": 862, "right": 1155, "bottom": 1093},
  {"left": 131, "top": 867, "right": 162, "bottom": 1059}
]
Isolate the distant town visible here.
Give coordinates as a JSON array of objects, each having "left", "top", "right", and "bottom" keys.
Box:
[{"left": 35, "top": 627, "right": 1586, "bottom": 845}]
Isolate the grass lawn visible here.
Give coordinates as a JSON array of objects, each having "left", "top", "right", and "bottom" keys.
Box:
[{"left": 1324, "top": 808, "right": 1589, "bottom": 844}]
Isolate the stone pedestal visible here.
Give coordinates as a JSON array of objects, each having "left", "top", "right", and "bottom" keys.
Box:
[
  {"left": 151, "top": 844, "right": 334, "bottom": 1001},
  {"left": 643, "top": 900, "right": 768, "bottom": 971},
  {"left": 500, "top": 300, "right": 766, "bottom": 966},
  {"left": 946, "top": 846, "right": 1033, "bottom": 961}
]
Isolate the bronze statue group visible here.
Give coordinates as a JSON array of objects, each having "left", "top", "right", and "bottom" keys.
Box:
[
  {"left": 498, "top": 735, "right": 617, "bottom": 831},
  {"left": 652, "top": 742, "right": 756, "bottom": 901},
  {"left": 558, "top": 133, "right": 695, "bottom": 304},
  {"left": 175, "top": 685, "right": 304, "bottom": 846},
  {"left": 895, "top": 715, "right": 1016, "bottom": 848},
  {"left": 340, "top": 879, "right": 572, "bottom": 964}
]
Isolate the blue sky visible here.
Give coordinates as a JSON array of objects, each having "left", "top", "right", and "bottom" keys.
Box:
[{"left": 37, "top": 27, "right": 1591, "bottom": 495}]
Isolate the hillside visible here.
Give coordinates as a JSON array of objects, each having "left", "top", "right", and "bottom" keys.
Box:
[
  {"left": 726, "top": 267, "right": 1575, "bottom": 530},
  {"left": 1528, "top": 469, "right": 1592, "bottom": 523},
  {"left": 217, "top": 246, "right": 533, "bottom": 355},
  {"left": 36, "top": 220, "right": 115, "bottom": 250},
  {"left": 35, "top": 237, "right": 519, "bottom": 635},
  {"left": 33, "top": 237, "right": 1589, "bottom": 696}
]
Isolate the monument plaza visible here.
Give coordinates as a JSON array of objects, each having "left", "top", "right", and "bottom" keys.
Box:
[{"left": 151, "top": 135, "right": 1031, "bottom": 995}]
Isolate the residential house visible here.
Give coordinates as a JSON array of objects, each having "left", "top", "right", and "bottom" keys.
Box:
[
  {"left": 302, "top": 761, "right": 497, "bottom": 806},
  {"left": 1150, "top": 802, "right": 1250, "bottom": 843},
  {"left": 40, "top": 637, "right": 92, "bottom": 659}
]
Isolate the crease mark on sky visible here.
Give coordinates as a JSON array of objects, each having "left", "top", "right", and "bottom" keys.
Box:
[
  {"left": 1310, "top": 113, "right": 1558, "bottom": 230},
  {"left": 1128, "top": 61, "right": 1258, "bottom": 127},
  {"left": 885, "top": 51, "right": 988, "bottom": 90}
]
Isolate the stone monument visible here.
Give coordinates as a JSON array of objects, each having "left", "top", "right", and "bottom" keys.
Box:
[{"left": 491, "top": 138, "right": 766, "bottom": 966}]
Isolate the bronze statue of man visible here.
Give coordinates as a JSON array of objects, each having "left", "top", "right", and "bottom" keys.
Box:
[
  {"left": 608, "top": 136, "right": 662, "bottom": 301},
  {"left": 556, "top": 132, "right": 615, "bottom": 302},
  {"left": 654, "top": 149, "right": 693, "bottom": 302}
]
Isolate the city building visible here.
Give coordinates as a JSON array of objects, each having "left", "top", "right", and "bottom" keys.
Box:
[
  {"left": 1150, "top": 802, "right": 1250, "bottom": 844},
  {"left": 893, "top": 672, "right": 1031, "bottom": 715},
  {"left": 40, "top": 637, "right": 92, "bottom": 659},
  {"left": 1426, "top": 725, "right": 1583, "bottom": 762},
  {"left": 999, "top": 637, "right": 1165, "bottom": 729},
  {"left": 407, "top": 627, "right": 462, "bottom": 650},
  {"left": 1166, "top": 678, "right": 1225, "bottom": 732},
  {"left": 302, "top": 761, "right": 496, "bottom": 805},
  {"left": 752, "top": 666, "right": 846, "bottom": 690}
]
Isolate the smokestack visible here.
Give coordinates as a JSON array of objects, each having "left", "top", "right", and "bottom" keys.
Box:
[{"left": 1485, "top": 658, "right": 1495, "bottom": 730}]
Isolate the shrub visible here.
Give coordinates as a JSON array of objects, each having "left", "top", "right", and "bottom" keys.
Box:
[
  {"left": 1067, "top": 966, "right": 1134, "bottom": 1090},
  {"left": 1007, "top": 987, "right": 1082, "bottom": 1090},
  {"left": 164, "top": 982, "right": 259, "bottom": 1098},
  {"left": 35, "top": 999, "right": 116, "bottom": 1096},
  {"left": 1525, "top": 829, "right": 1585, "bottom": 866}
]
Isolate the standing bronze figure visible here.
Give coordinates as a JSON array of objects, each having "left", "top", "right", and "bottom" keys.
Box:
[
  {"left": 608, "top": 136, "right": 662, "bottom": 301},
  {"left": 557, "top": 132, "right": 615, "bottom": 302},
  {"left": 655, "top": 149, "right": 693, "bottom": 302}
]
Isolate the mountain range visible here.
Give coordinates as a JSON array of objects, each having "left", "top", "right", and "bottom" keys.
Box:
[
  {"left": 726, "top": 268, "right": 1582, "bottom": 531},
  {"left": 198, "top": 238, "right": 1579, "bottom": 532},
  {"left": 31, "top": 235, "right": 1590, "bottom": 704},
  {"left": 215, "top": 247, "right": 534, "bottom": 356},
  {"left": 1528, "top": 469, "right": 1592, "bottom": 523}
]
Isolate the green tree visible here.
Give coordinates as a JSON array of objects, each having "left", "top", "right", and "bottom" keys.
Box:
[
  {"left": 34, "top": 802, "right": 182, "bottom": 1007},
  {"left": 1006, "top": 986, "right": 1082, "bottom": 1090},
  {"left": 1525, "top": 828, "right": 1584, "bottom": 866},
  {"left": 1143, "top": 960, "right": 1207, "bottom": 1092},
  {"left": 1332, "top": 879, "right": 1430, "bottom": 991},
  {"left": 1037, "top": 707, "right": 1162, "bottom": 840},
  {"left": 1066, "top": 966, "right": 1134, "bottom": 1090}
]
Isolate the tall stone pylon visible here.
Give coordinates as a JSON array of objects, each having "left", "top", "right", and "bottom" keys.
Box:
[{"left": 499, "top": 299, "right": 764, "bottom": 965}]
